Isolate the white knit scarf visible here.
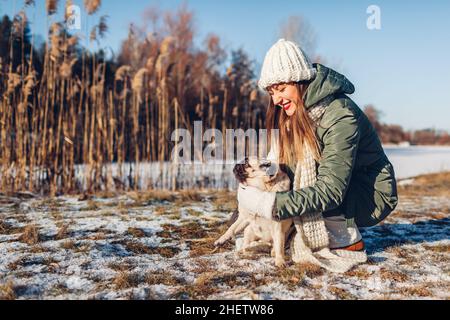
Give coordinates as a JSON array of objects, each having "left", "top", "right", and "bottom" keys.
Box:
[{"left": 289, "top": 97, "right": 367, "bottom": 273}]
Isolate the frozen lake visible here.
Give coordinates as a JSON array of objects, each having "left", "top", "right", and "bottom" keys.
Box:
[
  {"left": 71, "top": 146, "right": 450, "bottom": 190},
  {"left": 5, "top": 146, "right": 448, "bottom": 191},
  {"left": 384, "top": 146, "right": 450, "bottom": 179}
]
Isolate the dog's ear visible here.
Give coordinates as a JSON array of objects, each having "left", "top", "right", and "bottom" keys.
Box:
[{"left": 233, "top": 163, "right": 248, "bottom": 183}]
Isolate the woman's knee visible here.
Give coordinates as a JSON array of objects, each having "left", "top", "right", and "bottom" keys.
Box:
[{"left": 355, "top": 207, "right": 393, "bottom": 228}]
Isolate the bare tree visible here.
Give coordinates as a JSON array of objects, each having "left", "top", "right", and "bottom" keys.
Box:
[
  {"left": 278, "top": 15, "right": 317, "bottom": 59},
  {"left": 364, "top": 104, "right": 383, "bottom": 134}
]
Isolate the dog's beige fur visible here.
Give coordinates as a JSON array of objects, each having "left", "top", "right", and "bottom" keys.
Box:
[{"left": 214, "top": 158, "right": 293, "bottom": 267}]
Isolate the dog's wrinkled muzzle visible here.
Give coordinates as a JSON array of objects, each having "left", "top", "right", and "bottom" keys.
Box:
[{"left": 265, "top": 162, "right": 279, "bottom": 178}]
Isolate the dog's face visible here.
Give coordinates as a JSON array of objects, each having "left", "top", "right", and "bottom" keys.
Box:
[{"left": 233, "top": 157, "right": 289, "bottom": 191}]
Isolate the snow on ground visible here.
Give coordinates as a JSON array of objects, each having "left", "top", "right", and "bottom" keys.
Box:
[{"left": 0, "top": 185, "right": 449, "bottom": 300}]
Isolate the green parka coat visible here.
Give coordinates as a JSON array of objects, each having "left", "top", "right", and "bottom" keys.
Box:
[{"left": 274, "top": 63, "right": 398, "bottom": 227}]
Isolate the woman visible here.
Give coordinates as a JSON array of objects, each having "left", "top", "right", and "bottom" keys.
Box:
[{"left": 237, "top": 39, "right": 398, "bottom": 252}]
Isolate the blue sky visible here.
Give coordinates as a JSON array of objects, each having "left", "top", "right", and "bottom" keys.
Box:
[{"left": 1, "top": 0, "right": 450, "bottom": 131}]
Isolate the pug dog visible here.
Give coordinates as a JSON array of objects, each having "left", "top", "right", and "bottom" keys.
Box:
[{"left": 214, "top": 157, "right": 294, "bottom": 267}]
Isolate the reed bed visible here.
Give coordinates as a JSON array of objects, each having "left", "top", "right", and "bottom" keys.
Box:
[{"left": 0, "top": 1, "right": 267, "bottom": 195}]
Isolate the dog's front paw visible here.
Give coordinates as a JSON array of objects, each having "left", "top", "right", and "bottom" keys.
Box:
[
  {"left": 275, "top": 258, "right": 286, "bottom": 268},
  {"left": 214, "top": 238, "right": 226, "bottom": 247}
]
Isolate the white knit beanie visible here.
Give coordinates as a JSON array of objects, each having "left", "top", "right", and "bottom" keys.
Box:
[{"left": 258, "top": 38, "right": 316, "bottom": 91}]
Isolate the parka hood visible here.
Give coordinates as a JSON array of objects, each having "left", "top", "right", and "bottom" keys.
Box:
[{"left": 303, "top": 63, "right": 355, "bottom": 109}]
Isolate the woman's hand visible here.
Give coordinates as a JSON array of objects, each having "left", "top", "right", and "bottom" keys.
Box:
[{"left": 237, "top": 184, "right": 278, "bottom": 220}]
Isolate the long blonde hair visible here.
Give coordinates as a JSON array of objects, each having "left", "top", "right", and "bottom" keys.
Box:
[{"left": 266, "top": 83, "right": 321, "bottom": 166}]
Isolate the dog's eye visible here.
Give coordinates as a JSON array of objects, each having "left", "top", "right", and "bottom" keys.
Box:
[{"left": 259, "top": 162, "right": 271, "bottom": 169}]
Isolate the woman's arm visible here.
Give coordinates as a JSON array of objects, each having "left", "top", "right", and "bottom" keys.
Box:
[{"left": 274, "top": 102, "right": 360, "bottom": 220}]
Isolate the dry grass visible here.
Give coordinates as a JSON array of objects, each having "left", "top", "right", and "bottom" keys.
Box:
[
  {"left": 0, "top": 281, "right": 16, "bottom": 300},
  {"left": 80, "top": 227, "right": 115, "bottom": 241},
  {"left": 391, "top": 208, "right": 450, "bottom": 221},
  {"left": 55, "top": 224, "right": 70, "bottom": 240},
  {"left": 43, "top": 257, "right": 60, "bottom": 273},
  {"left": 167, "top": 211, "right": 182, "bottom": 220},
  {"left": 153, "top": 246, "right": 181, "bottom": 258},
  {"left": 379, "top": 268, "right": 409, "bottom": 282},
  {"left": 73, "top": 242, "right": 92, "bottom": 253},
  {"left": 398, "top": 171, "right": 450, "bottom": 197},
  {"left": 0, "top": 220, "right": 9, "bottom": 234},
  {"left": 177, "top": 190, "right": 205, "bottom": 202},
  {"left": 423, "top": 244, "right": 450, "bottom": 253},
  {"left": 274, "top": 263, "right": 324, "bottom": 289},
  {"left": 396, "top": 285, "right": 432, "bottom": 297},
  {"left": 28, "top": 245, "right": 51, "bottom": 254},
  {"left": 155, "top": 219, "right": 236, "bottom": 257},
  {"left": 79, "top": 200, "right": 99, "bottom": 211},
  {"left": 89, "top": 190, "right": 119, "bottom": 199},
  {"left": 128, "top": 190, "right": 205, "bottom": 206},
  {"left": 152, "top": 205, "right": 182, "bottom": 219},
  {"left": 126, "top": 227, "right": 146, "bottom": 238},
  {"left": 329, "top": 286, "right": 357, "bottom": 300},
  {"left": 85, "top": 232, "right": 108, "bottom": 241},
  {"left": 107, "top": 261, "right": 136, "bottom": 272},
  {"left": 188, "top": 238, "right": 233, "bottom": 257},
  {"left": 200, "top": 271, "right": 266, "bottom": 289},
  {"left": 114, "top": 240, "right": 181, "bottom": 258},
  {"left": 50, "top": 211, "right": 64, "bottom": 221},
  {"left": 18, "top": 225, "right": 41, "bottom": 245},
  {"left": 101, "top": 211, "right": 119, "bottom": 218},
  {"left": 7, "top": 255, "right": 58, "bottom": 273},
  {"left": 145, "top": 270, "right": 186, "bottom": 286},
  {"left": 210, "top": 191, "right": 237, "bottom": 213},
  {"left": 344, "top": 268, "right": 372, "bottom": 280},
  {"left": 113, "top": 272, "right": 142, "bottom": 289},
  {"left": 0, "top": 220, "right": 23, "bottom": 235},
  {"left": 190, "top": 259, "right": 215, "bottom": 273},
  {"left": 60, "top": 240, "right": 76, "bottom": 250},
  {"left": 131, "top": 190, "right": 176, "bottom": 204},
  {"left": 153, "top": 206, "right": 169, "bottom": 216},
  {"left": 385, "top": 246, "right": 403, "bottom": 256},
  {"left": 13, "top": 271, "right": 34, "bottom": 279},
  {"left": 121, "top": 241, "right": 153, "bottom": 254},
  {"left": 171, "top": 282, "right": 218, "bottom": 300},
  {"left": 48, "top": 282, "right": 71, "bottom": 297},
  {"left": 185, "top": 208, "right": 203, "bottom": 217},
  {"left": 171, "top": 270, "right": 265, "bottom": 299},
  {"left": 185, "top": 219, "right": 236, "bottom": 257},
  {"left": 7, "top": 257, "right": 26, "bottom": 271},
  {"left": 157, "top": 222, "right": 208, "bottom": 240},
  {"left": 385, "top": 246, "right": 418, "bottom": 264},
  {"left": 38, "top": 199, "right": 66, "bottom": 209}
]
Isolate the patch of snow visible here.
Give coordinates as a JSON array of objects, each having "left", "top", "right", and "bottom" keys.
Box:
[{"left": 66, "top": 276, "right": 94, "bottom": 291}]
